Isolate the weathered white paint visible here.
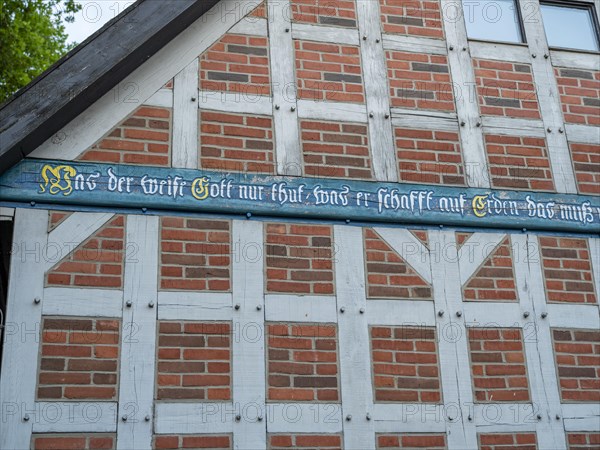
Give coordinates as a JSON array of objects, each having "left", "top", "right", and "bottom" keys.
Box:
[
  {"left": 267, "top": 0, "right": 303, "bottom": 176},
  {"left": 458, "top": 232, "right": 506, "bottom": 285},
  {"left": 518, "top": 0, "right": 577, "bottom": 194},
  {"left": 463, "top": 302, "right": 522, "bottom": 328},
  {"left": 513, "top": 233, "right": 566, "bottom": 450},
  {"left": 440, "top": 0, "right": 490, "bottom": 188},
  {"left": 562, "top": 403, "right": 600, "bottom": 431},
  {"left": 372, "top": 404, "right": 447, "bottom": 433},
  {"left": 265, "top": 295, "right": 337, "bottom": 323},
  {"left": 547, "top": 303, "right": 600, "bottom": 329},
  {"left": 428, "top": 229, "right": 478, "bottom": 449},
  {"left": 482, "top": 116, "right": 546, "bottom": 137},
  {"left": 32, "top": 402, "right": 118, "bottom": 433},
  {"left": 0, "top": 207, "right": 15, "bottom": 219},
  {"left": 31, "top": 0, "right": 251, "bottom": 161},
  {"left": 116, "top": 215, "right": 159, "bottom": 450},
  {"left": 366, "top": 299, "right": 435, "bottom": 326},
  {"left": 292, "top": 23, "right": 360, "bottom": 46},
  {"left": 232, "top": 220, "right": 266, "bottom": 449},
  {"left": 155, "top": 403, "right": 235, "bottom": 434},
  {"left": 230, "top": 17, "right": 268, "bottom": 37},
  {"left": 550, "top": 50, "right": 600, "bottom": 70},
  {"left": 172, "top": 59, "right": 200, "bottom": 169},
  {"left": 564, "top": 124, "right": 600, "bottom": 145},
  {"left": 391, "top": 114, "right": 459, "bottom": 132},
  {"left": 297, "top": 99, "right": 368, "bottom": 123},
  {"left": 0, "top": 209, "right": 48, "bottom": 449},
  {"left": 334, "top": 225, "right": 375, "bottom": 449},
  {"left": 46, "top": 212, "right": 115, "bottom": 271},
  {"left": 473, "top": 403, "right": 538, "bottom": 432},
  {"left": 198, "top": 90, "right": 273, "bottom": 116},
  {"left": 469, "top": 41, "right": 531, "bottom": 63},
  {"left": 266, "top": 403, "right": 343, "bottom": 434},
  {"left": 157, "top": 291, "right": 233, "bottom": 321},
  {"left": 356, "top": 0, "right": 397, "bottom": 182},
  {"left": 42, "top": 287, "right": 123, "bottom": 318},
  {"left": 145, "top": 88, "right": 174, "bottom": 108},
  {"left": 382, "top": 34, "right": 447, "bottom": 55}
]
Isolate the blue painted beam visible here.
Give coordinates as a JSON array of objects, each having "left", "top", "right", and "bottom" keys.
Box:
[{"left": 0, "top": 159, "right": 598, "bottom": 234}]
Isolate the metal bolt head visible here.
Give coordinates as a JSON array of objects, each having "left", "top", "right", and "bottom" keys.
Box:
[
  {"left": 384, "top": 113, "right": 390, "bottom": 119},
  {"left": 191, "top": 97, "right": 197, "bottom": 102},
  {"left": 145, "top": 415, "right": 151, "bottom": 422},
  {"left": 558, "top": 128, "right": 564, "bottom": 134},
  {"left": 460, "top": 121, "right": 466, "bottom": 127},
  {"left": 468, "top": 415, "right": 472, "bottom": 421},
  {"left": 142, "top": 207, "right": 148, "bottom": 213},
  {"left": 148, "top": 301, "right": 155, "bottom": 308},
  {"left": 256, "top": 305, "right": 262, "bottom": 311},
  {"left": 340, "top": 307, "right": 345, "bottom": 313},
  {"left": 23, "top": 414, "right": 30, "bottom": 422},
  {"left": 523, "top": 311, "right": 530, "bottom": 318},
  {"left": 363, "top": 35, "right": 367, "bottom": 40},
  {"left": 366, "top": 413, "right": 371, "bottom": 421},
  {"left": 541, "top": 312, "right": 548, "bottom": 319},
  {"left": 544, "top": 53, "right": 549, "bottom": 59},
  {"left": 369, "top": 112, "right": 374, "bottom": 118},
  {"left": 456, "top": 311, "right": 462, "bottom": 318},
  {"left": 476, "top": 121, "right": 481, "bottom": 127},
  {"left": 246, "top": 212, "right": 252, "bottom": 219},
  {"left": 359, "top": 308, "right": 365, "bottom": 314},
  {"left": 126, "top": 301, "right": 133, "bottom": 308},
  {"left": 547, "top": 127, "right": 552, "bottom": 133},
  {"left": 291, "top": 106, "right": 296, "bottom": 112},
  {"left": 275, "top": 104, "right": 280, "bottom": 110},
  {"left": 376, "top": 38, "right": 380, "bottom": 43},
  {"left": 438, "top": 310, "right": 444, "bottom": 317},
  {"left": 34, "top": 297, "right": 41, "bottom": 305},
  {"left": 235, "top": 414, "right": 242, "bottom": 421},
  {"left": 122, "top": 415, "right": 128, "bottom": 422},
  {"left": 555, "top": 414, "right": 560, "bottom": 420},
  {"left": 462, "top": 46, "right": 467, "bottom": 51},
  {"left": 346, "top": 414, "right": 352, "bottom": 421},
  {"left": 532, "top": 53, "right": 537, "bottom": 58},
  {"left": 30, "top": 201, "right": 36, "bottom": 207},
  {"left": 285, "top": 28, "right": 290, "bottom": 32},
  {"left": 345, "top": 219, "right": 351, "bottom": 224},
  {"left": 258, "top": 415, "right": 264, "bottom": 422},
  {"left": 234, "top": 304, "right": 241, "bottom": 311},
  {"left": 449, "top": 45, "right": 454, "bottom": 50},
  {"left": 537, "top": 414, "right": 542, "bottom": 420}
]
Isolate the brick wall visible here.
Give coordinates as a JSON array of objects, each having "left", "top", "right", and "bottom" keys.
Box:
[
  {"left": 160, "top": 217, "right": 231, "bottom": 291},
  {"left": 200, "top": 111, "right": 275, "bottom": 174},
  {"left": 301, "top": 120, "right": 372, "bottom": 179},
  {"left": 154, "top": 435, "right": 231, "bottom": 449},
  {"left": 555, "top": 67, "right": 600, "bottom": 126},
  {"left": 376, "top": 433, "right": 447, "bottom": 449},
  {"left": 473, "top": 59, "right": 540, "bottom": 119},
  {"left": 80, "top": 107, "right": 171, "bottom": 166},
  {"left": 386, "top": 51, "right": 454, "bottom": 111},
  {"left": 485, "top": 135, "right": 555, "bottom": 192},
  {"left": 156, "top": 321, "right": 231, "bottom": 401},
  {"left": 37, "top": 317, "right": 120, "bottom": 400},
  {"left": 570, "top": 142, "right": 600, "bottom": 195},
  {"left": 552, "top": 329, "right": 600, "bottom": 403},
  {"left": 291, "top": 0, "right": 357, "bottom": 27},
  {"left": 295, "top": 40, "right": 364, "bottom": 103},
  {"left": 249, "top": 1, "right": 266, "bottom": 18},
  {"left": 463, "top": 237, "right": 518, "bottom": 302},
  {"left": 267, "top": 323, "right": 339, "bottom": 402},
  {"left": 468, "top": 328, "right": 530, "bottom": 402},
  {"left": 567, "top": 433, "right": 600, "bottom": 450},
  {"left": 265, "top": 224, "right": 334, "bottom": 295},
  {"left": 32, "top": 434, "right": 116, "bottom": 450},
  {"left": 269, "top": 434, "right": 343, "bottom": 449},
  {"left": 364, "top": 229, "right": 433, "bottom": 300},
  {"left": 379, "top": 0, "right": 444, "bottom": 39},
  {"left": 46, "top": 216, "right": 125, "bottom": 289},
  {"left": 370, "top": 326, "right": 441, "bottom": 403},
  {"left": 48, "top": 211, "right": 72, "bottom": 232},
  {"left": 539, "top": 237, "right": 597, "bottom": 304},
  {"left": 395, "top": 128, "right": 465, "bottom": 185},
  {"left": 478, "top": 433, "right": 538, "bottom": 450},
  {"left": 199, "top": 34, "right": 270, "bottom": 96}
]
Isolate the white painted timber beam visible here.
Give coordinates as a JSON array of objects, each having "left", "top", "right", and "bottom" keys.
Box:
[
  {"left": 265, "top": 295, "right": 338, "bottom": 323},
  {"left": 172, "top": 59, "right": 200, "bottom": 169}
]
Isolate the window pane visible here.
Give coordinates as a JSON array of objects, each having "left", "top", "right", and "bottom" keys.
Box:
[
  {"left": 541, "top": 4, "right": 599, "bottom": 52},
  {"left": 463, "top": 0, "right": 523, "bottom": 43}
]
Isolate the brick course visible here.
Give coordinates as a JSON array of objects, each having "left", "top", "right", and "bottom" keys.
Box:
[
  {"left": 156, "top": 321, "right": 231, "bottom": 401},
  {"left": 154, "top": 435, "right": 231, "bottom": 449},
  {"left": 200, "top": 111, "right": 275, "bottom": 174},
  {"left": 376, "top": 433, "right": 447, "bottom": 449},
  {"left": 267, "top": 323, "right": 340, "bottom": 402},
  {"left": 485, "top": 135, "right": 555, "bottom": 192},
  {"left": 291, "top": 0, "right": 357, "bottom": 27},
  {"left": 46, "top": 216, "right": 125, "bottom": 289},
  {"left": 379, "top": 0, "right": 444, "bottom": 39},
  {"left": 479, "top": 433, "right": 538, "bottom": 450},
  {"left": 301, "top": 120, "right": 372, "bottom": 179},
  {"left": 473, "top": 59, "right": 540, "bottom": 119},
  {"left": 539, "top": 237, "right": 597, "bottom": 304},
  {"left": 386, "top": 51, "right": 454, "bottom": 111},
  {"left": 552, "top": 328, "right": 600, "bottom": 403},
  {"left": 567, "top": 433, "right": 600, "bottom": 450},
  {"left": 37, "top": 317, "right": 120, "bottom": 400},
  {"left": 200, "top": 34, "right": 270, "bottom": 96},
  {"left": 364, "top": 229, "right": 433, "bottom": 300},
  {"left": 32, "top": 434, "right": 116, "bottom": 450},
  {"left": 395, "top": 128, "right": 465, "bottom": 185},
  {"left": 570, "top": 142, "right": 600, "bottom": 195},
  {"left": 370, "top": 326, "right": 442, "bottom": 403},
  {"left": 468, "top": 328, "right": 530, "bottom": 402},
  {"left": 295, "top": 40, "right": 364, "bottom": 103},
  {"left": 269, "top": 434, "right": 343, "bottom": 449},
  {"left": 463, "top": 237, "right": 518, "bottom": 302},
  {"left": 265, "top": 223, "right": 334, "bottom": 295},
  {"left": 160, "top": 217, "right": 231, "bottom": 291},
  {"left": 555, "top": 67, "right": 600, "bottom": 126},
  {"left": 80, "top": 107, "right": 171, "bottom": 166}
]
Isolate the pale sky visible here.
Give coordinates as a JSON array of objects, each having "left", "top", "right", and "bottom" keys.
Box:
[{"left": 64, "top": 1, "right": 135, "bottom": 45}]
